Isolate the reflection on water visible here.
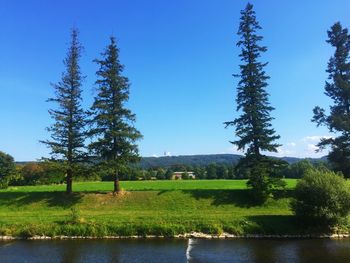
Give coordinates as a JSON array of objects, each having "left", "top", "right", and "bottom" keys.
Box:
[
  {"left": 188, "top": 239, "right": 350, "bottom": 263},
  {"left": 0, "top": 239, "right": 187, "bottom": 263},
  {"left": 1, "top": 238, "right": 350, "bottom": 263}
]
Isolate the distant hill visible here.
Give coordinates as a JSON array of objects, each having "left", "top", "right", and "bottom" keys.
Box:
[
  {"left": 139, "top": 154, "right": 241, "bottom": 169},
  {"left": 16, "top": 154, "right": 327, "bottom": 169},
  {"left": 138, "top": 154, "right": 327, "bottom": 169}
]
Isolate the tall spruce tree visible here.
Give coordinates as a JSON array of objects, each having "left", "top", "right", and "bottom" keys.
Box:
[
  {"left": 313, "top": 22, "right": 350, "bottom": 177},
  {"left": 89, "top": 37, "right": 142, "bottom": 193},
  {"left": 42, "top": 29, "right": 86, "bottom": 194},
  {"left": 225, "top": 3, "right": 281, "bottom": 202}
]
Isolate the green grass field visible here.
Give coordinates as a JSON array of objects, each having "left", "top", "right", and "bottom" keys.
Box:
[
  {"left": 0, "top": 179, "right": 311, "bottom": 237},
  {"left": 2, "top": 179, "right": 297, "bottom": 192}
]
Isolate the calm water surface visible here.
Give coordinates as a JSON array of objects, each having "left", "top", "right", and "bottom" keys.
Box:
[{"left": 1, "top": 238, "right": 350, "bottom": 263}]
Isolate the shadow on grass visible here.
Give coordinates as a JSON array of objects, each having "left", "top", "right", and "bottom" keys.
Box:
[
  {"left": 244, "top": 215, "right": 300, "bottom": 234},
  {"left": 0, "top": 192, "right": 83, "bottom": 208},
  {"left": 245, "top": 214, "right": 332, "bottom": 235},
  {"left": 181, "top": 189, "right": 294, "bottom": 208}
]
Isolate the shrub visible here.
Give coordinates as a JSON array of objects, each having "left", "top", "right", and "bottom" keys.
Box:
[
  {"left": 292, "top": 169, "right": 350, "bottom": 226},
  {"left": 20, "top": 163, "right": 44, "bottom": 185},
  {"left": 282, "top": 159, "right": 316, "bottom": 178},
  {"left": 182, "top": 171, "right": 190, "bottom": 180},
  {"left": 16, "top": 161, "right": 65, "bottom": 186},
  {"left": 0, "top": 151, "right": 16, "bottom": 189},
  {"left": 67, "top": 207, "right": 84, "bottom": 224},
  {"left": 237, "top": 155, "right": 287, "bottom": 203}
]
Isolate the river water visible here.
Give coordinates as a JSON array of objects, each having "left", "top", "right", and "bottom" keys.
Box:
[{"left": 1, "top": 238, "right": 350, "bottom": 262}]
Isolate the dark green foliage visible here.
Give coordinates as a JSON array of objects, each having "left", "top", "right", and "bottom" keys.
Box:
[
  {"left": 138, "top": 154, "right": 323, "bottom": 169},
  {"left": 217, "top": 165, "right": 229, "bottom": 179},
  {"left": 203, "top": 163, "right": 232, "bottom": 179},
  {"left": 237, "top": 155, "right": 287, "bottom": 203},
  {"left": 225, "top": 3, "right": 280, "bottom": 156},
  {"left": 139, "top": 154, "right": 240, "bottom": 169},
  {"left": 11, "top": 161, "right": 101, "bottom": 186},
  {"left": 206, "top": 163, "right": 218, "bottom": 179},
  {"left": 89, "top": 37, "right": 142, "bottom": 192},
  {"left": 312, "top": 22, "right": 350, "bottom": 177},
  {"left": 164, "top": 169, "right": 173, "bottom": 180},
  {"left": 193, "top": 167, "right": 206, "bottom": 179},
  {"left": 182, "top": 171, "right": 190, "bottom": 180},
  {"left": 18, "top": 161, "right": 65, "bottom": 185},
  {"left": 42, "top": 29, "right": 87, "bottom": 193},
  {"left": 169, "top": 164, "right": 188, "bottom": 172},
  {"left": 155, "top": 168, "right": 166, "bottom": 180},
  {"left": 95, "top": 163, "right": 138, "bottom": 181},
  {"left": 0, "top": 151, "right": 16, "bottom": 188},
  {"left": 224, "top": 3, "right": 281, "bottom": 203},
  {"left": 282, "top": 159, "right": 314, "bottom": 178},
  {"left": 227, "top": 166, "right": 236, "bottom": 179},
  {"left": 292, "top": 169, "right": 350, "bottom": 226}
]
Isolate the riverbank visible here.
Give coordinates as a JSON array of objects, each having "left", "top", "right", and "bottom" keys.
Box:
[
  {"left": 0, "top": 179, "right": 347, "bottom": 238},
  {"left": 1, "top": 232, "right": 350, "bottom": 240}
]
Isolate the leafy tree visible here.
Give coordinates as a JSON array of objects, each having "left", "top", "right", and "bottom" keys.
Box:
[
  {"left": 182, "top": 171, "right": 190, "bottom": 180},
  {"left": 89, "top": 37, "right": 142, "bottom": 193},
  {"left": 170, "top": 164, "right": 188, "bottom": 172},
  {"left": 156, "top": 168, "right": 166, "bottom": 180},
  {"left": 217, "top": 165, "right": 229, "bottom": 179},
  {"left": 20, "top": 163, "right": 44, "bottom": 185},
  {"left": 16, "top": 161, "right": 66, "bottom": 185},
  {"left": 236, "top": 155, "right": 286, "bottom": 202},
  {"left": 0, "top": 151, "right": 16, "bottom": 188},
  {"left": 164, "top": 169, "right": 174, "bottom": 180},
  {"left": 227, "top": 166, "right": 236, "bottom": 179},
  {"left": 142, "top": 170, "right": 152, "bottom": 180},
  {"left": 224, "top": 3, "right": 281, "bottom": 202},
  {"left": 312, "top": 22, "right": 350, "bottom": 177},
  {"left": 128, "top": 168, "right": 143, "bottom": 181},
  {"left": 292, "top": 168, "right": 350, "bottom": 226},
  {"left": 206, "top": 163, "right": 217, "bottom": 179},
  {"left": 193, "top": 167, "right": 206, "bottom": 179},
  {"left": 283, "top": 159, "right": 314, "bottom": 178}
]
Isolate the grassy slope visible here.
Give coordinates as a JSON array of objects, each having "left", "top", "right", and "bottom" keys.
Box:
[{"left": 0, "top": 179, "right": 306, "bottom": 237}]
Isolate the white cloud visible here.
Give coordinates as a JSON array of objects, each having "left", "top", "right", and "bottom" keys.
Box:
[
  {"left": 302, "top": 135, "right": 332, "bottom": 142},
  {"left": 220, "top": 135, "right": 332, "bottom": 158},
  {"left": 224, "top": 145, "right": 242, "bottom": 155},
  {"left": 271, "top": 146, "right": 294, "bottom": 157},
  {"left": 307, "top": 144, "right": 319, "bottom": 152}
]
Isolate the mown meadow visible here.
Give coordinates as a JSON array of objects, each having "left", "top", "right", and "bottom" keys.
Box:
[{"left": 0, "top": 179, "right": 311, "bottom": 237}]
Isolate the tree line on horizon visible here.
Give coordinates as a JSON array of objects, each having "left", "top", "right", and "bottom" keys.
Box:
[{"left": 0, "top": 153, "right": 328, "bottom": 188}]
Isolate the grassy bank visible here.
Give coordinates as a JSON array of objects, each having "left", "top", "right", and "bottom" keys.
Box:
[{"left": 0, "top": 179, "right": 334, "bottom": 237}]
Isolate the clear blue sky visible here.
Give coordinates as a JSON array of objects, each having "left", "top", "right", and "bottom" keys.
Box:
[{"left": 0, "top": 0, "right": 349, "bottom": 161}]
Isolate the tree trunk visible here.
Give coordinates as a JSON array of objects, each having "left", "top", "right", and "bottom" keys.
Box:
[
  {"left": 66, "top": 168, "right": 73, "bottom": 194},
  {"left": 114, "top": 170, "right": 120, "bottom": 194}
]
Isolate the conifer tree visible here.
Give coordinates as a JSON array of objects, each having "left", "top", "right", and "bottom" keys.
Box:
[
  {"left": 42, "top": 29, "right": 86, "bottom": 194},
  {"left": 89, "top": 37, "right": 142, "bottom": 193},
  {"left": 313, "top": 22, "right": 350, "bottom": 177},
  {"left": 225, "top": 3, "right": 281, "bottom": 202}
]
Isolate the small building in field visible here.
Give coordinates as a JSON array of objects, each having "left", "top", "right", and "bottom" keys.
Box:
[{"left": 171, "top": 171, "right": 195, "bottom": 180}]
